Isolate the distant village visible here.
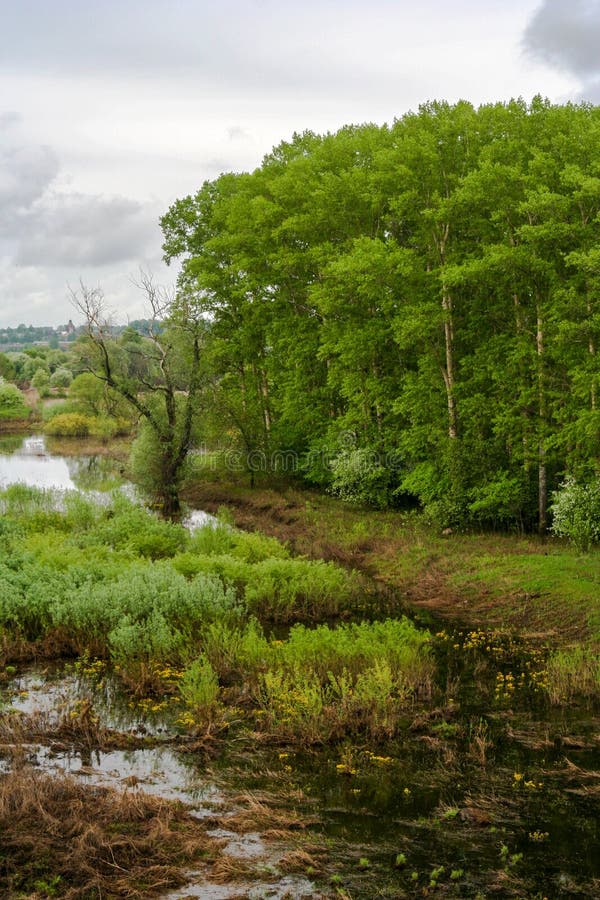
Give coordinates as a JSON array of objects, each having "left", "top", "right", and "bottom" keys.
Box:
[
  {"left": 0, "top": 319, "right": 154, "bottom": 351},
  {"left": 0, "top": 320, "right": 78, "bottom": 350}
]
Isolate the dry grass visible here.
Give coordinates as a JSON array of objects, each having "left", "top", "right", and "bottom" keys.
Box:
[
  {"left": 0, "top": 704, "right": 143, "bottom": 755},
  {"left": 215, "top": 791, "right": 313, "bottom": 834},
  {"left": 0, "top": 766, "right": 218, "bottom": 898}
]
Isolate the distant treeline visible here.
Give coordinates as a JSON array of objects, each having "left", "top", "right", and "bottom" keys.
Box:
[
  {"left": 163, "top": 99, "right": 599, "bottom": 530},
  {"left": 0, "top": 320, "right": 155, "bottom": 348}
]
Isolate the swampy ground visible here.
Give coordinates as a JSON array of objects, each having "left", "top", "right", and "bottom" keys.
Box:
[{"left": 0, "top": 436, "right": 598, "bottom": 899}]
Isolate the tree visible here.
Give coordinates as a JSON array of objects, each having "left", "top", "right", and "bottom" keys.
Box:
[{"left": 71, "top": 275, "right": 205, "bottom": 517}]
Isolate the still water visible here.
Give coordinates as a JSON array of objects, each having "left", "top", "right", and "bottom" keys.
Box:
[
  {"left": 0, "top": 433, "right": 599, "bottom": 898},
  {"left": 0, "top": 433, "right": 93, "bottom": 491},
  {"left": 0, "top": 433, "right": 214, "bottom": 528}
]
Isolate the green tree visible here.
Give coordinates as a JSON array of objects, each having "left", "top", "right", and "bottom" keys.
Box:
[{"left": 71, "top": 275, "right": 205, "bottom": 516}]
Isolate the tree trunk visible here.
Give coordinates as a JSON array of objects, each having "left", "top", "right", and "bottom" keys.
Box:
[
  {"left": 442, "top": 286, "right": 458, "bottom": 440},
  {"left": 536, "top": 305, "right": 547, "bottom": 536}
]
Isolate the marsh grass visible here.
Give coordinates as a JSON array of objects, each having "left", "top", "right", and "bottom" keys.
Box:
[
  {"left": 545, "top": 648, "right": 600, "bottom": 704},
  {"left": 0, "top": 485, "right": 434, "bottom": 742},
  {"left": 0, "top": 767, "right": 218, "bottom": 898}
]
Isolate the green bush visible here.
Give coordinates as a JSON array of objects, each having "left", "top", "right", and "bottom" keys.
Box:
[
  {"left": 329, "top": 448, "right": 392, "bottom": 508},
  {"left": 49, "top": 367, "right": 73, "bottom": 390},
  {"left": 88, "top": 498, "right": 187, "bottom": 559},
  {"left": 0, "top": 381, "right": 29, "bottom": 420},
  {"left": 550, "top": 477, "right": 600, "bottom": 551},
  {"left": 244, "top": 556, "right": 358, "bottom": 621},
  {"left": 178, "top": 655, "right": 221, "bottom": 727},
  {"left": 172, "top": 550, "right": 359, "bottom": 622}
]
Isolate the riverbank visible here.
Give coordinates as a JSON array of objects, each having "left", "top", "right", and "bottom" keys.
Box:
[{"left": 182, "top": 480, "right": 600, "bottom": 647}]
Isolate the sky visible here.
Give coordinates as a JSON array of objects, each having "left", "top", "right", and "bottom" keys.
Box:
[{"left": 0, "top": 0, "right": 597, "bottom": 327}]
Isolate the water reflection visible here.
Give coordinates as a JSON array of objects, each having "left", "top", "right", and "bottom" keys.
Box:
[
  {"left": 0, "top": 433, "right": 216, "bottom": 526},
  {"left": 0, "top": 434, "right": 76, "bottom": 490}
]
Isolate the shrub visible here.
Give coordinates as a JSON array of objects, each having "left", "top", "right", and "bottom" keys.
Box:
[
  {"left": 329, "top": 448, "right": 392, "bottom": 508},
  {"left": 258, "top": 668, "right": 325, "bottom": 742},
  {"left": 550, "top": 477, "right": 600, "bottom": 551},
  {"left": 49, "top": 367, "right": 73, "bottom": 390},
  {"left": 88, "top": 499, "right": 187, "bottom": 559},
  {"left": 44, "top": 413, "right": 92, "bottom": 437},
  {"left": 172, "top": 547, "right": 358, "bottom": 623},
  {"left": 178, "top": 655, "right": 221, "bottom": 728},
  {"left": 31, "top": 367, "right": 51, "bottom": 396},
  {"left": 244, "top": 557, "right": 358, "bottom": 622},
  {"left": 0, "top": 381, "right": 29, "bottom": 420}
]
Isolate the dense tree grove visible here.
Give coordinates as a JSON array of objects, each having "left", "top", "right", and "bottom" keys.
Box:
[{"left": 161, "top": 98, "right": 600, "bottom": 531}]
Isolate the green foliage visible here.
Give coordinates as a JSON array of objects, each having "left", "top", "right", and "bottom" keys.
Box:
[
  {"left": 172, "top": 547, "right": 359, "bottom": 623},
  {"left": 329, "top": 448, "right": 393, "bottom": 508},
  {"left": 88, "top": 497, "right": 187, "bottom": 559},
  {"left": 178, "top": 655, "right": 221, "bottom": 725},
  {"left": 49, "top": 367, "right": 73, "bottom": 389},
  {"left": 161, "top": 99, "right": 600, "bottom": 533},
  {"left": 0, "top": 482, "right": 437, "bottom": 739},
  {"left": 253, "top": 619, "right": 432, "bottom": 741},
  {"left": 0, "top": 381, "right": 29, "bottom": 420},
  {"left": 550, "top": 477, "right": 600, "bottom": 551},
  {"left": 44, "top": 413, "right": 92, "bottom": 437}
]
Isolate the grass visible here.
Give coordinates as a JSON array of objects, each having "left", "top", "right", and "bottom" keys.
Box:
[
  {"left": 0, "top": 767, "right": 218, "bottom": 898},
  {"left": 0, "top": 485, "right": 434, "bottom": 739},
  {"left": 182, "top": 478, "right": 600, "bottom": 645}
]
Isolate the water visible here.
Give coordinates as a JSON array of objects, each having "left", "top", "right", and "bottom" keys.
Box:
[
  {"left": 0, "top": 434, "right": 78, "bottom": 490},
  {"left": 0, "top": 434, "right": 599, "bottom": 897},
  {"left": 0, "top": 433, "right": 216, "bottom": 527}
]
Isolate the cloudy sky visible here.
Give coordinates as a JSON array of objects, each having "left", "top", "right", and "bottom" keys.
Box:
[{"left": 0, "top": 0, "right": 597, "bottom": 326}]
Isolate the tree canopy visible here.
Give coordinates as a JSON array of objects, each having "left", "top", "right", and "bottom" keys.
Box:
[{"left": 161, "top": 98, "right": 600, "bottom": 531}]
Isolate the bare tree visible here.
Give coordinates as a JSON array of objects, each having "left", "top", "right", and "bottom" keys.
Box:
[{"left": 71, "top": 275, "right": 205, "bottom": 517}]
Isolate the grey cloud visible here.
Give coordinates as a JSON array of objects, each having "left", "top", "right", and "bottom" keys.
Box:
[
  {"left": 0, "top": 111, "right": 22, "bottom": 129},
  {"left": 227, "top": 126, "right": 251, "bottom": 142},
  {"left": 15, "top": 193, "right": 160, "bottom": 267},
  {"left": 523, "top": 0, "right": 600, "bottom": 98},
  {"left": 0, "top": 0, "right": 422, "bottom": 98},
  {"left": 0, "top": 141, "right": 59, "bottom": 224}
]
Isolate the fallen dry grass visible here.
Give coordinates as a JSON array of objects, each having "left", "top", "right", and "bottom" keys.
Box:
[
  {"left": 0, "top": 704, "right": 143, "bottom": 755},
  {"left": 0, "top": 766, "right": 219, "bottom": 898}
]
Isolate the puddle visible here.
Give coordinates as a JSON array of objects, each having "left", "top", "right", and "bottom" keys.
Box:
[
  {"left": 5, "top": 665, "right": 178, "bottom": 737},
  {"left": 163, "top": 876, "right": 317, "bottom": 900},
  {"left": 32, "top": 744, "right": 226, "bottom": 808}
]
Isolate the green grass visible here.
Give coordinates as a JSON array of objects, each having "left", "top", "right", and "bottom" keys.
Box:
[{"left": 183, "top": 479, "right": 600, "bottom": 644}]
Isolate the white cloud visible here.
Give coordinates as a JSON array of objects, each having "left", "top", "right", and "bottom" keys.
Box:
[{"left": 0, "top": 121, "right": 167, "bottom": 325}]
